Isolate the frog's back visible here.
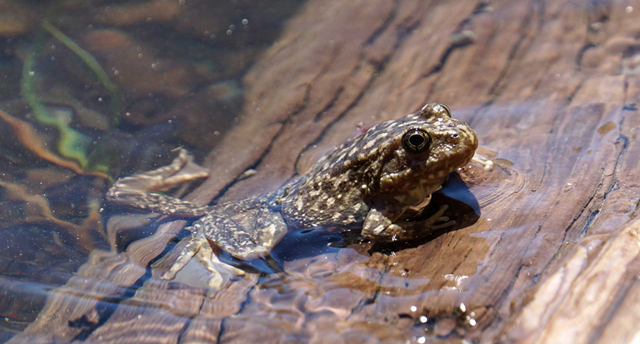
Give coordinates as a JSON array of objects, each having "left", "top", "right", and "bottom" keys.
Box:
[{"left": 276, "top": 104, "right": 477, "bottom": 229}]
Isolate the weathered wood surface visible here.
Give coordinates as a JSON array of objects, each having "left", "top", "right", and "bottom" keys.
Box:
[{"left": 12, "top": 0, "right": 640, "bottom": 343}]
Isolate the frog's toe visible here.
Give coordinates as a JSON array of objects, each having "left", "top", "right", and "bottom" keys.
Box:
[
  {"left": 160, "top": 270, "right": 176, "bottom": 280},
  {"left": 206, "top": 248, "right": 246, "bottom": 276},
  {"left": 165, "top": 154, "right": 209, "bottom": 184},
  {"left": 203, "top": 261, "right": 243, "bottom": 289},
  {"left": 160, "top": 234, "right": 205, "bottom": 280},
  {"left": 423, "top": 204, "right": 449, "bottom": 225},
  {"left": 145, "top": 148, "right": 191, "bottom": 178},
  {"left": 431, "top": 220, "right": 456, "bottom": 229},
  {"left": 438, "top": 216, "right": 450, "bottom": 223},
  {"left": 207, "top": 271, "right": 226, "bottom": 289}
]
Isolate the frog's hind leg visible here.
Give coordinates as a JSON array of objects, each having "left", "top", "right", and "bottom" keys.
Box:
[
  {"left": 107, "top": 149, "right": 212, "bottom": 217},
  {"left": 161, "top": 224, "right": 245, "bottom": 288},
  {"left": 161, "top": 226, "right": 205, "bottom": 281},
  {"left": 208, "top": 208, "right": 289, "bottom": 261}
]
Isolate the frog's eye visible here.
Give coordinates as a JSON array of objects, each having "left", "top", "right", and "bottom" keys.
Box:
[
  {"left": 402, "top": 129, "right": 431, "bottom": 153},
  {"left": 420, "top": 103, "right": 451, "bottom": 118},
  {"left": 439, "top": 104, "right": 452, "bottom": 117}
]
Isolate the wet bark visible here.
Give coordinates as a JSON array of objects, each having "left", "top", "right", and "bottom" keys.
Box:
[{"left": 12, "top": 0, "right": 640, "bottom": 343}]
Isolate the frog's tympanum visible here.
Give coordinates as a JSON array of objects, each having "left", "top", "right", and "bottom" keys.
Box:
[{"left": 107, "top": 103, "right": 478, "bottom": 287}]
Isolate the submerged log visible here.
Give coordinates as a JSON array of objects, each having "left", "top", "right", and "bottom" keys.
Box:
[{"left": 12, "top": 0, "right": 640, "bottom": 343}]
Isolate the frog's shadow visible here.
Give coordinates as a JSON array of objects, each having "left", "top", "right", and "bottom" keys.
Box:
[{"left": 230, "top": 172, "right": 480, "bottom": 273}]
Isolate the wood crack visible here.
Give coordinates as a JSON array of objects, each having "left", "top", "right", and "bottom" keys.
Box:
[
  {"left": 579, "top": 134, "right": 628, "bottom": 236},
  {"left": 468, "top": 0, "right": 544, "bottom": 126},
  {"left": 210, "top": 42, "right": 345, "bottom": 202},
  {"left": 364, "top": 0, "right": 400, "bottom": 45},
  {"left": 487, "top": 0, "right": 539, "bottom": 97},
  {"left": 292, "top": 65, "right": 376, "bottom": 177}
]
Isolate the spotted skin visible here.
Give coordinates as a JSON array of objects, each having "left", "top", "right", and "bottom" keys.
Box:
[{"left": 107, "top": 103, "right": 478, "bottom": 287}]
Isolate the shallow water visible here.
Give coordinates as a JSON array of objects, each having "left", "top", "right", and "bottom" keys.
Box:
[
  {"left": 2, "top": 0, "right": 640, "bottom": 343},
  {"left": 0, "top": 0, "right": 307, "bottom": 340}
]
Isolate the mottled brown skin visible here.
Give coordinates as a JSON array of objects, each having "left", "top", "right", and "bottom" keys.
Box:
[{"left": 107, "top": 103, "right": 478, "bottom": 287}]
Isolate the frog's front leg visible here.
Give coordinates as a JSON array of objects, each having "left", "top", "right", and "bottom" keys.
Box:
[
  {"left": 361, "top": 200, "right": 455, "bottom": 242},
  {"left": 107, "top": 149, "right": 212, "bottom": 217}
]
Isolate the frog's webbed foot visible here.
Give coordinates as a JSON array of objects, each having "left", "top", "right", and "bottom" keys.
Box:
[
  {"left": 195, "top": 243, "right": 246, "bottom": 289},
  {"left": 392, "top": 205, "right": 456, "bottom": 240},
  {"left": 418, "top": 204, "right": 456, "bottom": 229},
  {"left": 107, "top": 149, "right": 212, "bottom": 217},
  {"left": 161, "top": 225, "right": 245, "bottom": 289}
]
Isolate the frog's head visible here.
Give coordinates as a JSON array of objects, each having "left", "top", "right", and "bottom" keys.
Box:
[
  {"left": 372, "top": 103, "right": 478, "bottom": 205},
  {"left": 300, "top": 103, "right": 477, "bottom": 207}
]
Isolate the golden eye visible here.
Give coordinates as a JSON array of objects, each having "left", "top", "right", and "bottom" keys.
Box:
[
  {"left": 402, "top": 129, "right": 431, "bottom": 153},
  {"left": 439, "top": 104, "right": 452, "bottom": 117},
  {"left": 420, "top": 103, "right": 452, "bottom": 118}
]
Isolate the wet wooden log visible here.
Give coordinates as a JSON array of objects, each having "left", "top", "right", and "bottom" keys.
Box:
[{"left": 12, "top": 0, "right": 640, "bottom": 343}]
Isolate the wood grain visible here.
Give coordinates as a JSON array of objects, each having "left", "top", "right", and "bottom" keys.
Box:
[{"left": 11, "top": 0, "right": 640, "bottom": 343}]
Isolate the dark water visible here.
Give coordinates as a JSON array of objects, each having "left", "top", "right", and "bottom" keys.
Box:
[{"left": 0, "top": 0, "right": 306, "bottom": 341}]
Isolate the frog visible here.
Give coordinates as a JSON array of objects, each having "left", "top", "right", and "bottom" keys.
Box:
[{"left": 107, "top": 103, "right": 478, "bottom": 287}]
